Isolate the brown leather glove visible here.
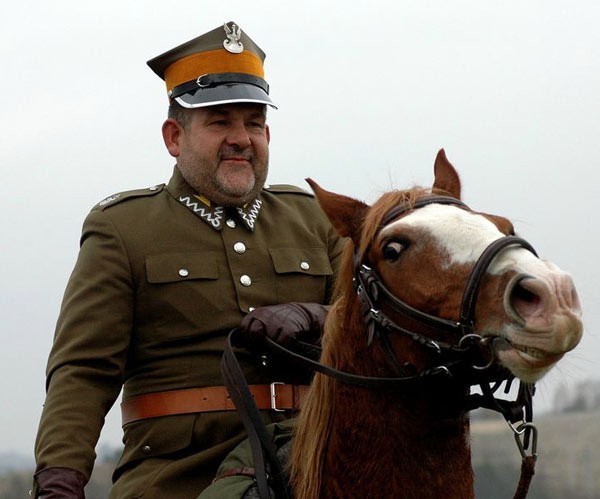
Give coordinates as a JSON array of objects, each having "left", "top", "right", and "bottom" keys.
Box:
[
  {"left": 33, "top": 467, "right": 86, "bottom": 498},
  {"left": 238, "top": 302, "right": 328, "bottom": 348}
]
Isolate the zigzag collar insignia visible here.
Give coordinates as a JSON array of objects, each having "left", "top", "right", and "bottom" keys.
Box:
[
  {"left": 235, "top": 198, "right": 263, "bottom": 231},
  {"left": 177, "top": 195, "right": 262, "bottom": 232}
]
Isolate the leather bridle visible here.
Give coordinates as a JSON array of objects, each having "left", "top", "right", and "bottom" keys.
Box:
[
  {"left": 354, "top": 195, "right": 538, "bottom": 380},
  {"left": 347, "top": 194, "right": 540, "bottom": 499}
]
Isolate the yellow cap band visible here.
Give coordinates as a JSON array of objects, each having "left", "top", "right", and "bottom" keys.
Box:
[{"left": 164, "top": 49, "right": 265, "bottom": 93}]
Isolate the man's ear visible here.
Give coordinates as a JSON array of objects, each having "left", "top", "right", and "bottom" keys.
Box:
[
  {"left": 265, "top": 124, "right": 271, "bottom": 144},
  {"left": 162, "top": 119, "right": 183, "bottom": 158}
]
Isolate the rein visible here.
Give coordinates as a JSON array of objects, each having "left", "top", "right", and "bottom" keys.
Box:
[{"left": 221, "top": 194, "right": 540, "bottom": 499}]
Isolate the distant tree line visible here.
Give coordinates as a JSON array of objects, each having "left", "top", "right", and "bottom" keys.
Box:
[{"left": 553, "top": 379, "right": 600, "bottom": 413}]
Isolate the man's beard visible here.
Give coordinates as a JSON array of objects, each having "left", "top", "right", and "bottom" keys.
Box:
[{"left": 177, "top": 146, "right": 269, "bottom": 207}]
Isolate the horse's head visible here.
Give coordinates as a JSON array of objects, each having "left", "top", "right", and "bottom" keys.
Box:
[{"left": 308, "top": 150, "right": 583, "bottom": 384}]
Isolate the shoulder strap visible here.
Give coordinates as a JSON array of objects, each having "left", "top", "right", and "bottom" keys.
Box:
[
  {"left": 93, "top": 184, "right": 165, "bottom": 211},
  {"left": 263, "top": 184, "right": 313, "bottom": 196}
]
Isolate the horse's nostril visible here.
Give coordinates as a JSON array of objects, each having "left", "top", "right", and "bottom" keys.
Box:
[
  {"left": 510, "top": 277, "right": 543, "bottom": 320},
  {"left": 513, "top": 281, "right": 539, "bottom": 304}
]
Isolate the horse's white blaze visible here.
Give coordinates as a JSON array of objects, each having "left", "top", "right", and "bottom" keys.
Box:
[
  {"left": 383, "top": 205, "right": 499, "bottom": 263},
  {"left": 382, "top": 204, "right": 536, "bottom": 274}
]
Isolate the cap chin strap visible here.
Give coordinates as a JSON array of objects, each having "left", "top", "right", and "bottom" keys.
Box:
[{"left": 169, "top": 72, "right": 269, "bottom": 99}]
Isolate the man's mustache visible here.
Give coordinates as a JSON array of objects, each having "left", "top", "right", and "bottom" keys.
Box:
[{"left": 219, "top": 146, "right": 253, "bottom": 161}]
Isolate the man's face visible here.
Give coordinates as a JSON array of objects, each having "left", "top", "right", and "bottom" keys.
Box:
[{"left": 175, "top": 103, "right": 270, "bottom": 206}]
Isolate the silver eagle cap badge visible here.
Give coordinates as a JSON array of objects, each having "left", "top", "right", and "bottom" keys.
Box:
[{"left": 223, "top": 22, "right": 244, "bottom": 54}]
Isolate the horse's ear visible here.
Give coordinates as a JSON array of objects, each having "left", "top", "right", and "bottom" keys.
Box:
[
  {"left": 306, "top": 178, "right": 369, "bottom": 244},
  {"left": 432, "top": 149, "right": 462, "bottom": 199}
]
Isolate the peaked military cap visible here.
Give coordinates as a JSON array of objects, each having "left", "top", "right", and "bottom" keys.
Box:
[{"left": 147, "top": 21, "right": 275, "bottom": 108}]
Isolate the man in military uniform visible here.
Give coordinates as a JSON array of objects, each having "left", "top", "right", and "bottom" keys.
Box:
[{"left": 33, "top": 22, "right": 345, "bottom": 498}]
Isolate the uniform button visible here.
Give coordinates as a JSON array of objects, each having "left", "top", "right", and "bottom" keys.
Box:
[
  {"left": 300, "top": 261, "right": 310, "bottom": 271},
  {"left": 240, "top": 275, "right": 252, "bottom": 287},
  {"left": 233, "top": 242, "right": 246, "bottom": 254},
  {"left": 226, "top": 219, "right": 237, "bottom": 228},
  {"left": 178, "top": 268, "right": 189, "bottom": 277},
  {"left": 142, "top": 445, "right": 152, "bottom": 454},
  {"left": 248, "top": 306, "right": 256, "bottom": 312}
]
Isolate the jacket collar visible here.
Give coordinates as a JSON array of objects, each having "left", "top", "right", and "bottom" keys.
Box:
[{"left": 166, "top": 166, "right": 263, "bottom": 231}]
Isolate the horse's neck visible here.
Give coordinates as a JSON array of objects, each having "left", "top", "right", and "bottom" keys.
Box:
[
  {"left": 321, "top": 385, "right": 474, "bottom": 499},
  {"left": 314, "top": 297, "right": 475, "bottom": 499},
  {"left": 291, "top": 293, "right": 475, "bottom": 499}
]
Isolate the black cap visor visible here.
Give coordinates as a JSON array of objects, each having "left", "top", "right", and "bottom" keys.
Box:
[{"left": 174, "top": 83, "right": 276, "bottom": 109}]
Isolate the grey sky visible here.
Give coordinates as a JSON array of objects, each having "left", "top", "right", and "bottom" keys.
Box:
[{"left": 1, "top": 0, "right": 598, "bottom": 457}]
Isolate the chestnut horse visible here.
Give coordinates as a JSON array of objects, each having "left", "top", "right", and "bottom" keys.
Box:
[{"left": 287, "top": 150, "right": 583, "bottom": 499}]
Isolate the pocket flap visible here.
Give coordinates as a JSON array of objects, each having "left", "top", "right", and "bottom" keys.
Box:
[
  {"left": 146, "top": 252, "right": 219, "bottom": 283},
  {"left": 269, "top": 247, "right": 333, "bottom": 276}
]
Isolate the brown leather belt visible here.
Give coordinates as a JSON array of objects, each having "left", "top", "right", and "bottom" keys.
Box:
[{"left": 121, "top": 383, "right": 309, "bottom": 426}]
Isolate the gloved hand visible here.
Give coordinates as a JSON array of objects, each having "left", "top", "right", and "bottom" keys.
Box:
[
  {"left": 237, "top": 302, "right": 329, "bottom": 348},
  {"left": 33, "top": 467, "right": 86, "bottom": 498}
]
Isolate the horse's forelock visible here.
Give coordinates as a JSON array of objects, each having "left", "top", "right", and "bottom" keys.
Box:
[
  {"left": 358, "top": 188, "right": 429, "bottom": 256},
  {"left": 330, "top": 188, "right": 429, "bottom": 309}
]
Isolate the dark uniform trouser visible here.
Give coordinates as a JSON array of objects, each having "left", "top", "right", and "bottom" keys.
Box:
[
  {"left": 198, "top": 420, "right": 295, "bottom": 499},
  {"left": 110, "top": 439, "right": 236, "bottom": 499},
  {"left": 111, "top": 456, "right": 210, "bottom": 498},
  {"left": 110, "top": 411, "right": 291, "bottom": 498}
]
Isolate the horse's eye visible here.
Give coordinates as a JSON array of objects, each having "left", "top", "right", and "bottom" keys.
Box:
[{"left": 382, "top": 241, "right": 405, "bottom": 261}]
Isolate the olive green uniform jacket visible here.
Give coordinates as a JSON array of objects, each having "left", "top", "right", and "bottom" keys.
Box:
[{"left": 34, "top": 167, "right": 345, "bottom": 498}]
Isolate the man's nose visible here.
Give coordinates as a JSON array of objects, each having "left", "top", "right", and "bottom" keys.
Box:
[{"left": 225, "top": 122, "right": 251, "bottom": 148}]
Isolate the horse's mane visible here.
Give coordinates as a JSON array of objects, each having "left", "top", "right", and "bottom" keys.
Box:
[{"left": 290, "top": 186, "right": 429, "bottom": 499}]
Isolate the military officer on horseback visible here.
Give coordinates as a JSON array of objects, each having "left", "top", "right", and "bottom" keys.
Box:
[{"left": 32, "top": 21, "right": 344, "bottom": 498}]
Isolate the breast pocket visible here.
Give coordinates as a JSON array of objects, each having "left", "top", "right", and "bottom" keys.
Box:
[
  {"left": 142, "top": 252, "right": 237, "bottom": 340},
  {"left": 269, "top": 247, "right": 333, "bottom": 304}
]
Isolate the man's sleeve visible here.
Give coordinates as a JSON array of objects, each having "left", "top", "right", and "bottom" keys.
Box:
[{"left": 34, "top": 208, "right": 133, "bottom": 480}]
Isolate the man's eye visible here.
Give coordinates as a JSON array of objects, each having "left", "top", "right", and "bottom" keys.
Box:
[{"left": 382, "top": 241, "right": 406, "bottom": 261}]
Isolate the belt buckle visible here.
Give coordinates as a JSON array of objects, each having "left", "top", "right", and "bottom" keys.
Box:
[{"left": 270, "top": 382, "right": 285, "bottom": 412}]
